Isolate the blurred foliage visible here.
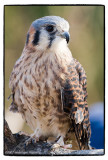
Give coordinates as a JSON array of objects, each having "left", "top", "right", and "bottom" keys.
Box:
[{"left": 5, "top": 6, "right": 104, "bottom": 133}]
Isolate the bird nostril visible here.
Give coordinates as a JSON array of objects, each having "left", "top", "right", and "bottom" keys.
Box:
[{"left": 62, "top": 32, "right": 70, "bottom": 43}]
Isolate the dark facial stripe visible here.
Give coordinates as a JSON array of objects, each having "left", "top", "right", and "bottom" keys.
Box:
[
  {"left": 48, "top": 36, "right": 55, "bottom": 48},
  {"left": 26, "top": 33, "right": 30, "bottom": 45},
  {"left": 32, "top": 30, "right": 40, "bottom": 45},
  {"left": 48, "top": 31, "right": 56, "bottom": 48}
]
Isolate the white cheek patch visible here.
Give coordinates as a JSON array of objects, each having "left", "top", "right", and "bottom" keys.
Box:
[{"left": 37, "top": 29, "right": 49, "bottom": 50}]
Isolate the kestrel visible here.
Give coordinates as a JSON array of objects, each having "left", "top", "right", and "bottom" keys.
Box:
[{"left": 9, "top": 16, "right": 91, "bottom": 150}]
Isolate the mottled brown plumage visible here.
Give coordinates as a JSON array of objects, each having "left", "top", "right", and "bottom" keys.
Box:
[{"left": 9, "top": 16, "right": 91, "bottom": 150}]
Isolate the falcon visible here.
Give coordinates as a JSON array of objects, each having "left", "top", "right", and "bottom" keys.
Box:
[{"left": 9, "top": 16, "right": 91, "bottom": 150}]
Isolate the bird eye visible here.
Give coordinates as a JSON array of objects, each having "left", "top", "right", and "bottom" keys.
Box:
[{"left": 46, "top": 25, "right": 54, "bottom": 32}]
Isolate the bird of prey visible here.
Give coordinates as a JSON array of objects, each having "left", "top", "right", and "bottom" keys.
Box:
[{"left": 9, "top": 16, "right": 91, "bottom": 150}]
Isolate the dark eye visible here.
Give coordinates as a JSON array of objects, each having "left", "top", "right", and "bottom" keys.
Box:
[{"left": 46, "top": 25, "right": 54, "bottom": 32}]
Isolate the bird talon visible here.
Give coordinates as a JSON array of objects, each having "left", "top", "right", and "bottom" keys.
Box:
[
  {"left": 31, "top": 137, "right": 38, "bottom": 144},
  {"left": 31, "top": 139, "right": 35, "bottom": 144},
  {"left": 24, "top": 133, "right": 40, "bottom": 146},
  {"left": 24, "top": 138, "right": 33, "bottom": 146}
]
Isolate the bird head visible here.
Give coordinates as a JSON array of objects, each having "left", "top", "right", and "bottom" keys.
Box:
[{"left": 26, "top": 16, "right": 70, "bottom": 52}]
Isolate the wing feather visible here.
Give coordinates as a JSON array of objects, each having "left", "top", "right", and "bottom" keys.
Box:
[{"left": 63, "top": 58, "right": 91, "bottom": 150}]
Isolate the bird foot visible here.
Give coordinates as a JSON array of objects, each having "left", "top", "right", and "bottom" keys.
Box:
[
  {"left": 51, "top": 136, "right": 72, "bottom": 149},
  {"left": 24, "top": 133, "right": 39, "bottom": 146}
]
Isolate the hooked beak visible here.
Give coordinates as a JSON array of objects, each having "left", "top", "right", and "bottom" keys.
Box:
[{"left": 61, "top": 32, "right": 70, "bottom": 43}]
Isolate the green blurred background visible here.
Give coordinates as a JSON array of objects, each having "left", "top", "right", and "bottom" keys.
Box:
[{"left": 5, "top": 5, "right": 104, "bottom": 133}]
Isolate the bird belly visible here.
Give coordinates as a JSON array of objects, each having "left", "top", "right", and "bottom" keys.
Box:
[
  {"left": 31, "top": 92, "right": 70, "bottom": 137},
  {"left": 12, "top": 60, "right": 70, "bottom": 139},
  {"left": 20, "top": 84, "right": 70, "bottom": 139}
]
